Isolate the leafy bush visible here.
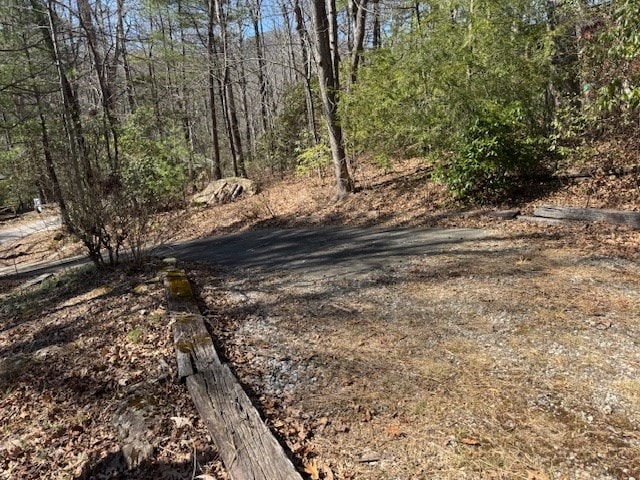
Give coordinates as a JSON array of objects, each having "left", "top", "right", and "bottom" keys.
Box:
[
  {"left": 436, "top": 105, "right": 545, "bottom": 201},
  {"left": 340, "top": 0, "right": 552, "bottom": 200},
  {"left": 295, "top": 143, "right": 331, "bottom": 178},
  {"left": 119, "top": 108, "right": 188, "bottom": 209}
]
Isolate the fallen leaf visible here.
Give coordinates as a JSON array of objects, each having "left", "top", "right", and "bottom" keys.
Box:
[
  {"left": 321, "top": 462, "right": 335, "bottom": 480},
  {"left": 170, "top": 416, "right": 193, "bottom": 429},
  {"left": 316, "top": 416, "right": 329, "bottom": 431},
  {"left": 461, "top": 437, "right": 481, "bottom": 446},
  {"left": 358, "top": 452, "right": 381, "bottom": 463},
  {"left": 363, "top": 408, "right": 373, "bottom": 422},
  {"left": 304, "top": 459, "right": 320, "bottom": 480},
  {"left": 332, "top": 420, "right": 350, "bottom": 433},
  {"left": 385, "top": 423, "right": 403, "bottom": 438}
]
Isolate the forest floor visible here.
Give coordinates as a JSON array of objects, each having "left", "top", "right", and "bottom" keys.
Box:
[{"left": 1, "top": 142, "right": 640, "bottom": 479}]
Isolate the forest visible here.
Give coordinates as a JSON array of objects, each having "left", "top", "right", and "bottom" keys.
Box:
[{"left": 1, "top": 0, "right": 639, "bottom": 264}]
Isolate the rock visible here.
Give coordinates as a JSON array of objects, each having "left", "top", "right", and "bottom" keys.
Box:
[
  {"left": 358, "top": 452, "right": 381, "bottom": 463},
  {"left": 192, "top": 177, "right": 259, "bottom": 206}
]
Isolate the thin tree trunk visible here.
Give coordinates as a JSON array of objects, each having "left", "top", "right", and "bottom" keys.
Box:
[
  {"left": 278, "top": 0, "right": 297, "bottom": 84},
  {"left": 207, "top": 0, "right": 222, "bottom": 179},
  {"left": 35, "top": 0, "right": 103, "bottom": 264},
  {"left": 215, "top": 0, "right": 247, "bottom": 177},
  {"left": 116, "top": 0, "right": 136, "bottom": 112},
  {"left": 36, "top": 93, "right": 70, "bottom": 226},
  {"left": 77, "top": 0, "right": 119, "bottom": 171},
  {"left": 372, "top": 0, "right": 380, "bottom": 48},
  {"left": 177, "top": 0, "right": 195, "bottom": 188},
  {"left": 147, "top": 17, "right": 162, "bottom": 127},
  {"left": 311, "top": 0, "right": 353, "bottom": 198},
  {"left": 40, "top": 0, "right": 94, "bottom": 190},
  {"left": 250, "top": 0, "right": 271, "bottom": 136},
  {"left": 294, "top": 0, "right": 318, "bottom": 142},
  {"left": 349, "top": 0, "right": 368, "bottom": 84},
  {"left": 326, "top": 0, "right": 340, "bottom": 78},
  {"left": 23, "top": 37, "right": 70, "bottom": 226},
  {"left": 238, "top": 32, "right": 254, "bottom": 159}
]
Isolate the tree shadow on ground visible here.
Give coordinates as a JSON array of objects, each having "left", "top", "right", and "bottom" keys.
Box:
[
  {"left": 76, "top": 448, "right": 221, "bottom": 480},
  {"left": 0, "top": 264, "right": 216, "bottom": 479},
  {"left": 185, "top": 237, "right": 640, "bottom": 477}
]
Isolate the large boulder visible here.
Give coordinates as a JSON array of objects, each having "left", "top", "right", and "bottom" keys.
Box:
[{"left": 192, "top": 177, "right": 259, "bottom": 206}]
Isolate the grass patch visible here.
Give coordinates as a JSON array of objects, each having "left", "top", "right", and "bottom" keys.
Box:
[{"left": 126, "top": 326, "right": 144, "bottom": 344}]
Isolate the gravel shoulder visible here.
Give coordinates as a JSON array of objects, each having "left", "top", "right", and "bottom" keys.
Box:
[{"left": 191, "top": 231, "right": 640, "bottom": 480}]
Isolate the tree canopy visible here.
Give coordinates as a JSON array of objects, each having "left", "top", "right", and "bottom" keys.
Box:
[{"left": 0, "top": 0, "right": 637, "bottom": 260}]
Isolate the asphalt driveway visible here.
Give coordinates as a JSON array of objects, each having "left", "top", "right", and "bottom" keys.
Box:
[{"left": 162, "top": 226, "right": 497, "bottom": 280}]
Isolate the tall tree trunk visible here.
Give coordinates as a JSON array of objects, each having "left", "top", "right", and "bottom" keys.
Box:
[
  {"left": 225, "top": 74, "right": 246, "bottom": 177},
  {"left": 36, "top": 92, "right": 70, "bottom": 226},
  {"left": 177, "top": 0, "right": 195, "bottom": 188},
  {"left": 23, "top": 36, "right": 70, "bottom": 226},
  {"left": 372, "top": 0, "right": 380, "bottom": 48},
  {"left": 311, "top": 0, "right": 353, "bottom": 198},
  {"left": 77, "top": 0, "right": 119, "bottom": 171},
  {"left": 40, "top": 0, "right": 94, "bottom": 191},
  {"left": 278, "top": 0, "right": 297, "bottom": 84},
  {"left": 147, "top": 16, "right": 162, "bottom": 127},
  {"left": 35, "top": 0, "right": 104, "bottom": 265},
  {"left": 116, "top": 0, "right": 136, "bottom": 112},
  {"left": 250, "top": 0, "right": 272, "bottom": 136},
  {"left": 294, "top": 0, "right": 319, "bottom": 142},
  {"left": 215, "top": 0, "right": 247, "bottom": 177},
  {"left": 207, "top": 0, "right": 223, "bottom": 179},
  {"left": 238, "top": 32, "right": 255, "bottom": 159},
  {"left": 349, "top": 0, "right": 368, "bottom": 84},
  {"left": 326, "top": 0, "right": 340, "bottom": 78}
]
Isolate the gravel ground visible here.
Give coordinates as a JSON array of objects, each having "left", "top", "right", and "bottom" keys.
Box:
[{"left": 192, "top": 231, "right": 640, "bottom": 480}]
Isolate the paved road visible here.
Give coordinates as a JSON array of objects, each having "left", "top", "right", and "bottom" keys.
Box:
[
  {"left": 1, "top": 225, "right": 498, "bottom": 280},
  {"left": 161, "top": 226, "right": 497, "bottom": 280},
  {"left": 0, "top": 215, "right": 61, "bottom": 245}
]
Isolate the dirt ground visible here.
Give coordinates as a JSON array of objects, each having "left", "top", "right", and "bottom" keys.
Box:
[{"left": 1, "top": 155, "right": 640, "bottom": 479}]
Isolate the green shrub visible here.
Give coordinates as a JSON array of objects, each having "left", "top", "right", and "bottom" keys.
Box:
[
  {"left": 340, "top": 0, "right": 552, "bottom": 199},
  {"left": 436, "top": 105, "right": 545, "bottom": 201},
  {"left": 295, "top": 143, "right": 331, "bottom": 178},
  {"left": 119, "top": 108, "right": 187, "bottom": 209}
]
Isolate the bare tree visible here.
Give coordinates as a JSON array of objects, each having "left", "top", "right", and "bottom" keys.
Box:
[
  {"left": 215, "top": 0, "right": 247, "bottom": 177},
  {"left": 310, "top": 0, "right": 353, "bottom": 198},
  {"left": 294, "top": 0, "right": 319, "bottom": 142},
  {"left": 207, "top": 0, "right": 223, "bottom": 179}
]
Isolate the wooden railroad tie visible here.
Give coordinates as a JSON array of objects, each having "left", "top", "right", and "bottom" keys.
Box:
[{"left": 163, "top": 268, "right": 303, "bottom": 480}]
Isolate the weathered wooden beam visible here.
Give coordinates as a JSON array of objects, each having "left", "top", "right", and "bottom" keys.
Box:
[
  {"left": 534, "top": 206, "right": 640, "bottom": 229},
  {"left": 163, "top": 269, "right": 199, "bottom": 313},
  {"left": 188, "top": 369, "right": 303, "bottom": 480},
  {"left": 163, "top": 269, "right": 303, "bottom": 480}
]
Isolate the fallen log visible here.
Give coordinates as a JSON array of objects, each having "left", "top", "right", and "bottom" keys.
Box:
[
  {"left": 554, "top": 164, "right": 640, "bottom": 180},
  {"left": 487, "top": 209, "right": 521, "bottom": 220},
  {"left": 164, "top": 268, "right": 302, "bottom": 480},
  {"left": 517, "top": 215, "right": 571, "bottom": 226},
  {"left": 534, "top": 206, "right": 640, "bottom": 229}
]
